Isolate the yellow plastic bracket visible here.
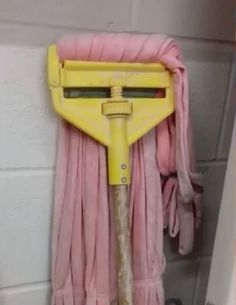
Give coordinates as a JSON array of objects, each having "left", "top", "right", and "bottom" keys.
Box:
[{"left": 48, "top": 45, "right": 175, "bottom": 185}]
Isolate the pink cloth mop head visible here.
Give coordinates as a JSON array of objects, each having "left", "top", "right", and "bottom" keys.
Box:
[{"left": 51, "top": 33, "right": 203, "bottom": 305}]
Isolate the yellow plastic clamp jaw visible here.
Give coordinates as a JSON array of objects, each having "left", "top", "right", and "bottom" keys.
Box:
[{"left": 48, "top": 45, "right": 175, "bottom": 185}]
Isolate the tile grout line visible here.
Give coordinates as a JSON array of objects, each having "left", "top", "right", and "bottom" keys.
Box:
[
  {"left": 0, "top": 18, "right": 234, "bottom": 46},
  {"left": 197, "top": 159, "right": 227, "bottom": 167},
  {"left": 0, "top": 159, "right": 226, "bottom": 176},
  {"left": 127, "top": 0, "right": 136, "bottom": 31},
  {"left": 0, "top": 281, "right": 51, "bottom": 293},
  {"left": 0, "top": 167, "right": 55, "bottom": 177},
  {"left": 166, "top": 255, "right": 212, "bottom": 266},
  {"left": 128, "top": 0, "right": 139, "bottom": 31}
]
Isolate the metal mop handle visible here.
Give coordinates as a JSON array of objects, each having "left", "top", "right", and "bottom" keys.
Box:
[{"left": 113, "top": 185, "right": 133, "bottom": 305}]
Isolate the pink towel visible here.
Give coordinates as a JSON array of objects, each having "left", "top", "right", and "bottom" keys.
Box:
[{"left": 51, "top": 33, "right": 203, "bottom": 305}]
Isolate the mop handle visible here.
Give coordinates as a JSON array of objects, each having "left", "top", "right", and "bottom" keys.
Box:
[{"left": 113, "top": 185, "right": 133, "bottom": 305}]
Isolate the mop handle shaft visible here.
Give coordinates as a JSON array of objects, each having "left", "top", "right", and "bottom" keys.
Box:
[{"left": 113, "top": 185, "right": 133, "bottom": 305}]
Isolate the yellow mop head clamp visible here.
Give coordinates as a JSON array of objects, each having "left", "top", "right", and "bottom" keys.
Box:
[{"left": 48, "top": 45, "right": 174, "bottom": 185}]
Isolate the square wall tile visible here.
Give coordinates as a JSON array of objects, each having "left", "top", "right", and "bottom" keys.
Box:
[
  {"left": 131, "top": 0, "right": 234, "bottom": 41},
  {"left": 0, "top": 22, "right": 74, "bottom": 47},
  {"left": 0, "top": 45, "right": 58, "bottom": 169},
  {"left": 164, "top": 233, "right": 182, "bottom": 262},
  {"left": 164, "top": 260, "right": 199, "bottom": 305},
  {"left": 217, "top": 63, "right": 235, "bottom": 160},
  {"left": 206, "top": 135, "right": 236, "bottom": 305},
  {"left": 0, "top": 0, "right": 131, "bottom": 31},
  {"left": 0, "top": 173, "right": 54, "bottom": 287},
  {"left": 193, "top": 162, "right": 226, "bottom": 256},
  {"left": 193, "top": 258, "right": 211, "bottom": 305},
  {"left": 0, "top": 283, "right": 50, "bottom": 305},
  {"left": 179, "top": 39, "right": 233, "bottom": 160}
]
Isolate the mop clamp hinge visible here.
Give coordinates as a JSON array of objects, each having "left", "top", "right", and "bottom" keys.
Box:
[
  {"left": 102, "top": 101, "right": 132, "bottom": 116},
  {"left": 48, "top": 45, "right": 175, "bottom": 185}
]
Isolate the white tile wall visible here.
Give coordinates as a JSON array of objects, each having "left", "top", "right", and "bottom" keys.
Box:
[
  {"left": 217, "top": 62, "right": 236, "bottom": 160},
  {"left": 179, "top": 40, "right": 233, "bottom": 160},
  {"left": 0, "top": 283, "right": 50, "bottom": 305},
  {"left": 0, "top": 0, "right": 234, "bottom": 303},
  {"left": 131, "top": 0, "right": 234, "bottom": 41},
  {"left": 194, "top": 162, "right": 227, "bottom": 257},
  {"left": 0, "top": 0, "right": 131, "bottom": 31},
  {"left": 0, "top": 46, "right": 57, "bottom": 169},
  {"left": 0, "top": 22, "right": 74, "bottom": 47},
  {"left": 193, "top": 258, "right": 211, "bottom": 305},
  {"left": 0, "top": 172, "right": 53, "bottom": 287},
  {"left": 163, "top": 260, "right": 199, "bottom": 305}
]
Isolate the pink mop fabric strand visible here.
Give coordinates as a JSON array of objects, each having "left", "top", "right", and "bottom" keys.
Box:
[{"left": 52, "top": 33, "right": 203, "bottom": 305}]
